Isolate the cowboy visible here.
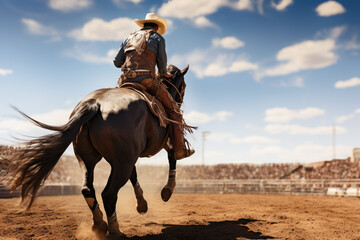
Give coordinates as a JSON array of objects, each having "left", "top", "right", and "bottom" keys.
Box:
[{"left": 113, "top": 13, "right": 194, "bottom": 160}]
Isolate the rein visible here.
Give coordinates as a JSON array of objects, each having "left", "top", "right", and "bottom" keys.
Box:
[{"left": 161, "top": 77, "right": 184, "bottom": 104}]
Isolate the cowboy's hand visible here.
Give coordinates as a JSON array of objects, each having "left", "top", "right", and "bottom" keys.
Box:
[{"left": 164, "top": 73, "right": 173, "bottom": 78}]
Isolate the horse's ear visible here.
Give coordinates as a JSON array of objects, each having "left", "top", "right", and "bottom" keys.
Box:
[{"left": 181, "top": 65, "right": 189, "bottom": 76}]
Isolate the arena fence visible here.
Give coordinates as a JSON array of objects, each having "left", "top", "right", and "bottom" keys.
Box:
[
  {"left": 2, "top": 179, "right": 360, "bottom": 198},
  {"left": 0, "top": 183, "right": 81, "bottom": 198},
  {"left": 173, "top": 179, "right": 360, "bottom": 196}
]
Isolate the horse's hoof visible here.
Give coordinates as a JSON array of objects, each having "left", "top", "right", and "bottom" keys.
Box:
[
  {"left": 161, "top": 187, "right": 172, "bottom": 202},
  {"left": 92, "top": 221, "right": 108, "bottom": 236},
  {"left": 106, "top": 229, "right": 126, "bottom": 239},
  {"left": 137, "top": 199, "right": 148, "bottom": 214}
]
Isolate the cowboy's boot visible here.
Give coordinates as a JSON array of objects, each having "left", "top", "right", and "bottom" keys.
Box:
[{"left": 170, "top": 122, "right": 195, "bottom": 160}]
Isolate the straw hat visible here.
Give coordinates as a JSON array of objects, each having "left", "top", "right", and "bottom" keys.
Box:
[{"left": 134, "top": 13, "right": 167, "bottom": 35}]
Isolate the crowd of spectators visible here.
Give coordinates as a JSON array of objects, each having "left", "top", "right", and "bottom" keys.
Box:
[
  {"left": 299, "top": 159, "right": 360, "bottom": 179},
  {"left": 1, "top": 145, "right": 360, "bottom": 184},
  {"left": 176, "top": 163, "right": 300, "bottom": 180},
  {"left": 0, "top": 145, "right": 15, "bottom": 181}
]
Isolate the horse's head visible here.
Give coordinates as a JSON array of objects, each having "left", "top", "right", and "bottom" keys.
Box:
[{"left": 163, "top": 64, "right": 189, "bottom": 104}]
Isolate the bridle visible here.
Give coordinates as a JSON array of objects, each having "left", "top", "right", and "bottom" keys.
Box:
[{"left": 161, "top": 72, "right": 185, "bottom": 104}]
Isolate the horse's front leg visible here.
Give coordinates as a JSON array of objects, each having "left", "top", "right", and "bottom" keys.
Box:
[
  {"left": 161, "top": 149, "right": 177, "bottom": 202},
  {"left": 130, "top": 166, "right": 148, "bottom": 214}
]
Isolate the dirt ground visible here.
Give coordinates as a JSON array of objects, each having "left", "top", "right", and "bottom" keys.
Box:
[{"left": 0, "top": 192, "right": 359, "bottom": 240}]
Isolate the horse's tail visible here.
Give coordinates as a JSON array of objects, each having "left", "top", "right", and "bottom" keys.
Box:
[{"left": 5, "top": 99, "right": 100, "bottom": 209}]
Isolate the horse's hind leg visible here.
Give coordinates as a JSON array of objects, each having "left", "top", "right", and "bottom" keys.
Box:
[
  {"left": 161, "top": 149, "right": 177, "bottom": 202},
  {"left": 102, "top": 161, "right": 134, "bottom": 237},
  {"left": 74, "top": 128, "right": 107, "bottom": 235},
  {"left": 130, "top": 166, "right": 148, "bottom": 214}
]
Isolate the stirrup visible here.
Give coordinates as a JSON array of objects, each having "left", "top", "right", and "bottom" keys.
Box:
[{"left": 174, "top": 148, "right": 195, "bottom": 160}]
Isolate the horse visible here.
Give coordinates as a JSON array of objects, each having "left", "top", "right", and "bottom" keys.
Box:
[{"left": 5, "top": 64, "right": 190, "bottom": 237}]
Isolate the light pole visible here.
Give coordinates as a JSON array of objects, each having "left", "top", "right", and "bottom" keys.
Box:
[
  {"left": 333, "top": 124, "right": 336, "bottom": 160},
  {"left": 202, "top": 131, "right": 210, "bottom": 165}
]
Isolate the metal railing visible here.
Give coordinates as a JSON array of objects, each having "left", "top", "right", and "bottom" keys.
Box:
[
  {"left": 2, "top": 179, "right": 360, "bottom": 198},
  {"left": 174, "top": 179, "right": 360, "bottom": 196}
]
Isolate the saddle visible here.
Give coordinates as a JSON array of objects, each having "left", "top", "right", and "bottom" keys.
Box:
[{"left": 119, "top": 82, "right": 169, "bottom": 128}]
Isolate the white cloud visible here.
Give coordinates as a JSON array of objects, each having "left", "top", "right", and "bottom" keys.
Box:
[
  {"left": 184, "top": 110, "right": 233, "bottom": 125},
  {"left": 193, "top": 16, "right": 215, "bottom": 28},
  {"left": 21, "top": 18, "right": 60, "bottom": 41},
  {"left": 232, "top": 0, "right": 254, "bottom": 11},
  {"left": 158, "top": 0, "right": 254, "bottom": 28},
  {"left": 250, "top": 143, "right": 352, "bottom": 163},
  {"left": 206, "top": 132, "right": 234, "bottom": 142},
  {"left": 158, "top": 0, "right": 224, "bottom": 19},
  {"left": 203, "top": 59, "right": 258, "bottom": 77},
  {"left": 334, "top": 77, "right": 360, "bottom": 89},
  {"left": 204, "top": 63, "right": 228, "bottom": 77},
  {"left": 271, "top": 0, "right": 293, "bottom": 11},
  {"left": 0, "top": 118, "right": 36, "bottom": 133},
  {"left": 212, "top": 36, "right": 245, "bottom": 49},
  {"left": 258, "top": 39, "right": 337, "bottom": 78},
  {"left": 336, "top": 108, "right": 360, "bottom": 123},
  {"left": 329, "top": 25, "right": 347, "bottom": 40},
  {"left": 184, "top": 111, "right": 211, "bottom": 124},
  {"left": 250, "top": 145, "right": 290, "bottom": 158},
  {"left": 316, "top": 1, "right": 345, "bottom": 17},
  {"left": 200, "top": 132, "right": 279, "bottom": 145},
  {"left": 265, "top": 107, "right": 325, "bottom": 123},
  {"left": 169, "top": 49, "right": 207, "bottom": 78},
  {"left": 257, "top": 0, "right": 265, "bottom": 15},
  {"left": 265, "top": 124, "right": 346, "bottom": 135},
  {"left": 315, "top": 25, "right": 347, "bottom": 41},
  {"left": 64, "top": 46, "right": 116, "bottom": 64},
  {"left": 170, "top": 49, "right": 258, "bottom": 78},
  {"left": 229, "top": 61, "right": 259, "bottom": 72},
  {"left": 230, "top": 135, "right": 280, "bottom": 144},
  {"left": 280, "top": 76, "right": 304, "bottom": 88},
  {"left": 0, "top": 69, "right": 13, "bottom": 76},
  {"left": 344, "top": 36, "right": 360, "bottom": 50},
  {"left": 214, "top": 111, "right": 233, "bottom": 121},
  {"left": 107, "top": 49, "right": 118, "bottom": 58},
  {"left": 32, "top": 109, "right": 72, "bottom": 125},
  {"left": 69, "top": 17, "right": 138, "bottom": 41},
  {"left": 336, "top": 114, "right": 355, "bottom": 124},
  {"left": 204, "top": 150, "right": 225, "bottom": 159},
  {"left": 0, "top": 109, "right": 72, "bottom": 134},
  {"left": 294, "top": 144, "right": 351, "bottom": 161},
  {"left": 112, "top": 0, "right": 142, "bottom": 6},
  {"left": 48, "top": 0, "right": 92, "bottom": 12}
]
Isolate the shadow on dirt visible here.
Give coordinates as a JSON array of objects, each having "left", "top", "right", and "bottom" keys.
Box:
[{"left": 111, "top": 218, "right": 275, "bottom": 240}]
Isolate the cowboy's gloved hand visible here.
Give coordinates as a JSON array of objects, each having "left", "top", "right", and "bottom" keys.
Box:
[
  {"left": 164, "top": 73, "right": 173, "bottom": 78},
  {"left": 157, "top": 72, "right": 173, "bottom": 79}
]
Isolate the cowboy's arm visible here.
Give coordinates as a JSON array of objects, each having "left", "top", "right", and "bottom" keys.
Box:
[
  {"left": 156, "top": 35, "right": 167, "bottom": 77},
  {"left": 113, "top": 39, "right": 128, "bottom": 68}
]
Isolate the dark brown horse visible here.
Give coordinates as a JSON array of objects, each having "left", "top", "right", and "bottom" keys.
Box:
[{"left": 5, "top": 64, "right": 190, "bottom": 237}]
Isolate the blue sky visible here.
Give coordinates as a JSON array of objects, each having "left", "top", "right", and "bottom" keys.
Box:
[{"left": 0, "top": 0, "right": 360, "bottom": 165}]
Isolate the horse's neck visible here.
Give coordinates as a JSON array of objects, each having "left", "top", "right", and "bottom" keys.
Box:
[{"left": 164, "top": 77, "right": 182, "bottom": 101}]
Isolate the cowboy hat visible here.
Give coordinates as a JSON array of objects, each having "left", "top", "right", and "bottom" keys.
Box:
[{"left": 134, "top": 13, "right": 167, "bottom": 35}]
